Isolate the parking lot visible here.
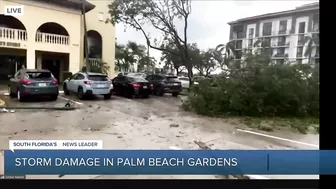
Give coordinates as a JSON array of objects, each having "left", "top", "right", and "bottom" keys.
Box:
[{"left": 0, "top": 89, "right": 319, "bottom": 179}]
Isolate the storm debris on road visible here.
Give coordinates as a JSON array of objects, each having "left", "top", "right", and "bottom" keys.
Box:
[
  {"left": 194, "top": 140, "right": 211, "bottom": 150},
  {"left": 170, "top": 123, "right": 179, "bottom": 128}
]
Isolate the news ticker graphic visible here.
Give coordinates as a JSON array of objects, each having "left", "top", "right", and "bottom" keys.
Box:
[
  {"left": 9, "top": 140, "right": 103, "bottom": 151},
  {"left": 4, "top": 149, "right": 335, "bottom": 175}
]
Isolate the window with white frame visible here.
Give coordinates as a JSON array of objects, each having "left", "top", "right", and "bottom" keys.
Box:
[{"left": 98, "top": 12, "right": 104, "bottom": 21}]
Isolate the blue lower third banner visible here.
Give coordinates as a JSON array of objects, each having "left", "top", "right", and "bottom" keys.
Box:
[{"left": 4, "top": 150, "right": 335, "bottom": 175}]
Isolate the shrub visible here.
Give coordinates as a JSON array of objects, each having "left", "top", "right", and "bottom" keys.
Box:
[{"left": 185, "top": 63, "right": 319, "bottom": 118}]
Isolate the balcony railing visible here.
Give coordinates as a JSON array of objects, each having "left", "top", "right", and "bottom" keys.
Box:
[
  {"left": 85, "top": 58, "right": 102, "bottom": 68},
  {"left": 0, "top": 27, "right": 27, "bottom": 41},
  {"left": 35, "top": 32, "right": 69, "bottom": 45}
]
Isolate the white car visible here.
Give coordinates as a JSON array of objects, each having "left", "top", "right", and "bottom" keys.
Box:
[{"left": 178, "top": 77, "right": 199, "bottom": 89}]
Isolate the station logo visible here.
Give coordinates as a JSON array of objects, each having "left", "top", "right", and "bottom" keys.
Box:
[{"left": 4, "top": 5, "right": 24, "bottom": 16}]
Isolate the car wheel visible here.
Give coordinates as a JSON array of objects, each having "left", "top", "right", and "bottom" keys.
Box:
[
  {"left": 63, "top": 84, "right": 70, "bottom": 95},
  {"left": 172, "top": 92, "right": 179, "bottom": 97},
  {"left": 143, "top": 94, "right": 150, "bottom": 98},
  {"left": 8, "top": 85, "right": 15, "bottom": 98},
  {"left": 50, "top": 95, "right": 58, "bottom": 101},
  {"left": 104, "top": 93, "right": 112, "bottom": 100},
  {"left": 17, "top": 90, "right": 25, "bottom": 102},
  {"left": 77, "top": 87, "right": 84, "bottom": 100}
]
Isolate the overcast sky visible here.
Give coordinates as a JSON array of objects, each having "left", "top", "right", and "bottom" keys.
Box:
[{"left": 115, "top": 0, "right": 319, "bottom": 61}]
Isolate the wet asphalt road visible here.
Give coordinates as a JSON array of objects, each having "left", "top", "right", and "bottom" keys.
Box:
[{"left": 0, "top": 92, "right": 319, "bottom": 179}]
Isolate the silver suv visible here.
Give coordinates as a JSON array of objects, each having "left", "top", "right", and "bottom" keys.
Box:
[{"left": 63, "top": 72, "right": 113, "bottom": 100}]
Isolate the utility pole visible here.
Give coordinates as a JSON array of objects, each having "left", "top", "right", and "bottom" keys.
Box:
[{"left": 82, "top": 1, "right": 90, "bottom": 72}]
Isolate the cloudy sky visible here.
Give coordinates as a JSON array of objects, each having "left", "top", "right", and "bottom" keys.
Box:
[{"left": 115, "top": 0, "right": 318, "bottom": 61}]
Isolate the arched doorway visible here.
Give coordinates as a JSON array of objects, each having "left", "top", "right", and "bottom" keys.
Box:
[
  {"left": 85, "top": 30, "right": 102, "bottom": 59},
  {"left": 36, "top": 22, "right": 69, "bottom": 45},
  {"left": 0, "top": 15, "right": 27, "bottom": 81},
  {"left": 36, "top": 22, "right": 70, "bottom": 81}
]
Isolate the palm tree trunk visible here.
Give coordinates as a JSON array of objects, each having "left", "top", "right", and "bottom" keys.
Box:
[{"left": 82, "top": 2, "right": 90, "bottom": 72}]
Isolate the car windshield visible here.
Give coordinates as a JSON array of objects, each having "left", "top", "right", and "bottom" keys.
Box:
[
  {"left": 128, "top": 76, "right": 147, "bottom": 82},
  {"left": 88, "top": 75, "right": 109, "bottom": 81},
  {"left": 166, "top": 76, "right": 179, "bottom": 82},
  {"left": 26, "top": 72, "right": 52, "bottom": 79},
  {"left": 179, "top": 77, "right": 189, "bottom": 81}
]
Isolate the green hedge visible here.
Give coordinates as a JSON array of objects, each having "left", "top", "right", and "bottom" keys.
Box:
[{"left": 186, "top": 63, "right": 319, "bottom": 118}]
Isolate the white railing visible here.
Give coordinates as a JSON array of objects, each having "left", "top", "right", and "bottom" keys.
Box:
[
  {"left": 0, "top": 27, "right": 27, "bottom": 41},
  {"left": 86, "top": 58, "right": 102, "bottom": 67},
  {"left": 35, "top": 32, "right": 69, "bottom": 45}
]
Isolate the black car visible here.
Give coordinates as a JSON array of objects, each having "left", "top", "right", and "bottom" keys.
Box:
[
  {"left": 112, "top": 75, "right": 153, "bottom": 98},
  {"left": 145, "top": 74, "right": 182, "bottom": 97},
  {"left": 8, "top": 69, "right": 59, "bottom": 102}
]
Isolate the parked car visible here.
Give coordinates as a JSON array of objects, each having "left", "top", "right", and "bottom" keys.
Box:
[
  {"left": 112, "top": 75, "right": 152, "bottom": 98},
  {"left": 63, "top": 72, "right": 113, "bottom": 100},
  {"left": 178, "top": 76, "right": 199, "bottom": 89},
  {"left": 146, "top": 74, "right": 182, "bottom": 97},
  {"left": 8, "top": 69, "right": 59, "bottom": 102}
]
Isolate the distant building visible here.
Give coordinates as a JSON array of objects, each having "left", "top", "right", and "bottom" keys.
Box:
[{"left": 228, "top": 2, "right": 319, "bottom": 64}]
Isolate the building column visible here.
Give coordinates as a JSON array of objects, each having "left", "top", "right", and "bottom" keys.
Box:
[
  {"left": 69, "top": 53, "right": 80, "bottom": 74},
  {"left": 60, "top": 60, "right": 64, "bottom": 82},
  {"left": 36, "top": 52, "right": 42, "bottom": 69},
  {"left": 26, "top": 48, "right": 36, "bottom": 69}
]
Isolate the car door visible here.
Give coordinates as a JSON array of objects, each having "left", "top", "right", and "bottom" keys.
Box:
[
  {"left": 179, "top": 77, "right": 189, "bottom": 88},
  {"left": 67, "top": 74, "right": 78, "bottom": 92},
  {"left": 153, "top": 75, "right": 164, "bottom": 89},
  {"left": 119, "top": 76, "right": 129, "bottom": 93},
  {"left": 112, "top": 76, "right": 121, "bottom": 93},
  {"left": 9, "top": 70, "right": 22, "bottom": 93},
  {"left": 72, "top": 73, "right": 85, "bottom": 92}
]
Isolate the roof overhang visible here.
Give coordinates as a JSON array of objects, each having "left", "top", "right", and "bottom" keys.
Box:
[
  {"left": 228, "top": 5, "right": 319, "bottom": 25},
  {"left": 40, "top": 0, "right": 95, "bottom": 13}
]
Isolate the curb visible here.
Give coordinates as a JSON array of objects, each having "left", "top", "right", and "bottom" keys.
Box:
[{"left": 3, "top": 91, "right": 64, "bottom": 96}]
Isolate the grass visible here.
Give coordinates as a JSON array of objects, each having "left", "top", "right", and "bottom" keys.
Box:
[
  {"left": 239, "top": 117, "right": 319, "bottom": 134},
  {"left": 180, "top": 88, "right": 189, "bottom": 96}
]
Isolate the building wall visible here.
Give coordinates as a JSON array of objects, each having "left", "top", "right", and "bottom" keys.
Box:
[
  {"left": 86, "top": 0, "right": 115, "bottom": 77},
  {"left": 0, "top": 0, "right": 116, "bottom": 77},
  {"left": 0, "top": 0, "right": 82, "bottom": 73},
  {"left": 229, "top": 9, "right": 319, "bottom": 64}
]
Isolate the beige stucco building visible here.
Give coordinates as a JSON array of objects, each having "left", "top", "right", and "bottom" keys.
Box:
[{"left": 0, "top": 0, "right": 115, "bottom": 82}]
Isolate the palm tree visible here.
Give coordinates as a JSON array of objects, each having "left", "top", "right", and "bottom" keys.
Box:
[
  {"left": 214, "top": 41, "right": 236, "bottom": 70},
  {"left": 215, "top": 41, "right": 236, "bottom": 57},
  {"left": 96, "top": 61, "right": 110, "bottom": 75},
  {"left": 115, "top": 43, "right": 136, "bottom": 72},
  {"left": 304, "top": 35, "right": 319, "bottom": 64}
]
